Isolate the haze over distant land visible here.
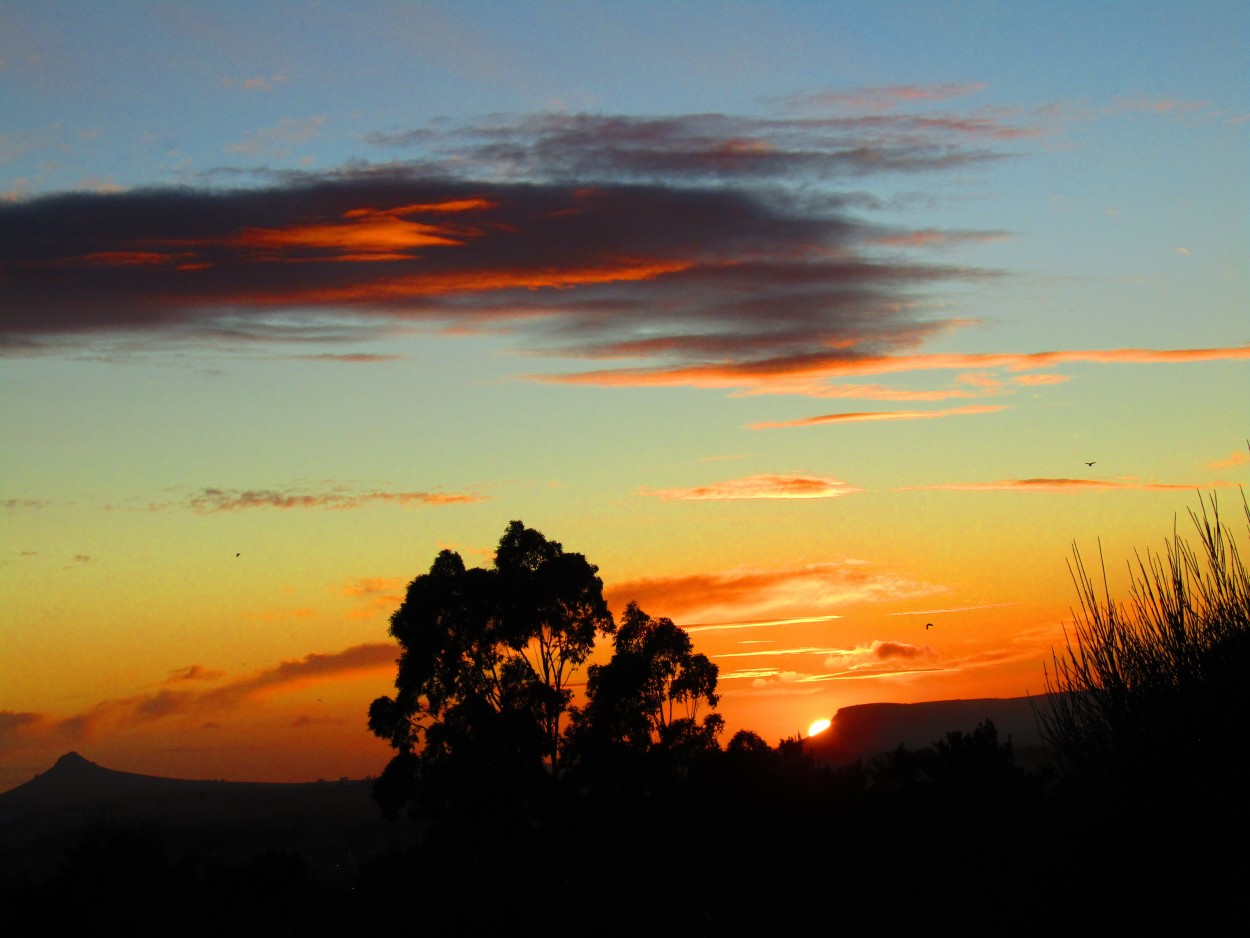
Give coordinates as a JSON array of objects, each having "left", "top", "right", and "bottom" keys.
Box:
[{"left": 1, "top": 1, "right": 1246, "bottom": 787}]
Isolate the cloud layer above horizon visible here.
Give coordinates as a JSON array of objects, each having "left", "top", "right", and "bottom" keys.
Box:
[{"left": 2, "top": 100, "right": 1019, "bottom": 378}]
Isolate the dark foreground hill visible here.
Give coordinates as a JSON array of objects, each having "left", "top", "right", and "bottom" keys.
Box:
[{"left": 0, "top": 752, "right": 401, "bottom": 890}]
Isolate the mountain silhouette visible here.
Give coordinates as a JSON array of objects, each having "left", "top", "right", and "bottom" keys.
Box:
[
  {"left": 0, "top": 751, "right": 275, "bottom": 809},
  {"left": 803, "top": 695, "right": 1051, "bottom": 766}
]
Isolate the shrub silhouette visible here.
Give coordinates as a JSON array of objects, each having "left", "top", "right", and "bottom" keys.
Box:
[{"left": 1040, "top": 491, "right": 1250, "bottom": 846}]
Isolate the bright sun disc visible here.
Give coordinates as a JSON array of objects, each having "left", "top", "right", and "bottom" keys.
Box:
[{"left": 808, "top": 718, "right": 831, "bottom": 737}]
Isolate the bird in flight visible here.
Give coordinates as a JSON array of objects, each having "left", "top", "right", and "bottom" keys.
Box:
[
  {"left": 925, "top": 622, "right": 934, "bottom": 630},
  {"left": 1084, "top": 461, "right": 1096, "bottom": 467},
  {"left": 235, "top": 552, "right": 241, "bottom": 557}
]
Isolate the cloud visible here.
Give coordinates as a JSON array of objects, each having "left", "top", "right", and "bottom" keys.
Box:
[
  {"left": 340, "top": 576, "right": 407, "bottom": 597},
  {"left": 716, "top": 645, "right": 856, "bottom": 659},
  {"left": 748, "top": 404, "right": 1005, "bottom": 429},
  {"left": 606, "top": 561, "right": 938, "bottom": 624},
  {"left": 731, "top": 639, "right": 949, "bottom": 689},
  {"left": 1, "top": 102, "right": 1018, "bottom": 368},
  {"left": 47, "top": 642, "right": 399, "bottom": 741},
  {"left": 547, "top": 346, "right": 1250, "bottom": 393},
  {"left": 685, "top": 614, "right": 843, "bottom": 635},
  {"left": 639, "top": 474, "right": 861, "bottom": 500},
  {"left": 896, "top": 478, "right": 1233, "bottom": 492},
  {"left": 817, "top": 639, "right": 940, "bottom": 677},
  {"left": 167, "top": 665, "right": 224, "bottom": 683},
  {"left": 183, "top": 486, "right": 483, "bottom": 512},
  {"left": 890, "top": 601, "right": 1024, "bottom": 617},
  {"left": 224, "top": 74, "right": 287, "bottom": 93},
  {"left": 341, "top": 576, "right": 406, "bottom": 620},
  {"left": 775, "top": 83, "right": 990, "bottom": 112},
  {"left": 291, "top": 714, "right": 341, "bottom": 728},
  {"left": 1207, "top": 450, "right": 1250, "bottom": 470},
  {"left": 3, "top": 498, "right": 49, "bottom": 510},
  {"left": 0, "top": 711, "right": 44, "bottom": 748},
  {"left": 289, "top": 353, "right": 404, "bottom": 363},
  {"left": 1012, "top": 373, "right": 1070, "bottom": 386},
  {"left": 225, "top": 116, "right": 326, "bottom": 158},
  {"left": 734, "top": 381, "right": 989, "bottom": 401}
]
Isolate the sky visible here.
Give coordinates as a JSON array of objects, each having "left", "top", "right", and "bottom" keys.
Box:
[{"left": 1, "top": 0, "right": 1247, "bottom": 791}]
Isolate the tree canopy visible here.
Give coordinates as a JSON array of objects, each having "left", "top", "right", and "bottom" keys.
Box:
[
  {"left": 563, "top": 601, "right": 723, "bottom": 780},
  {"left": 367, "top": 521, "right": 613, "bottom": 814}
]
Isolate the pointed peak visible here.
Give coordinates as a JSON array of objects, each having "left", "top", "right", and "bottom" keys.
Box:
[{"left": 54, "top": 751, "right": 95, "bottom": 768}]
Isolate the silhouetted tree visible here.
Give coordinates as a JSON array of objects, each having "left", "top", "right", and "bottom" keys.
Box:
[
  {"left": 368, "top": 521, "right": 613, "bottom": 814},
  {"left": 564, "top": 601, "right": 722, "bottom": 778}
]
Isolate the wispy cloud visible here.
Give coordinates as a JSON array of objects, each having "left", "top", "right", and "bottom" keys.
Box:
[
  {"left": 288, "top": 353, "right": 404, "bottom": 363},
  {"left": 774, "top": 83, "right": 990, "bottom": 112},
  {"left": 225, "top": 116, "right": 326, "bottom": 158},
  {"left": 748, "top": 404, "right": 1005, "bottom": 429},
  {"left": 896, "top": 478, "right": 1233, "bottom": 492},
  {"left": 0, "top": 711, "right": 44, "bottom": 748},
  {"left": 606, "top": 561, "right": 938, "bottom": 624},
  {"left": 179, "top": 486, "right": 483, "bottom": 512},
  {"left": 1207, "top": 450, "right": 1250, "bottom": 471},
  {"left": 341, "top": 576, "right": 406, "bottom": 620},
  {"left": 639, "top": 474, "right": 861, "bottom": 500},
  {"left": 547, "top": 346, "right": 1250, "bottom": 392},
  {"left": 166, "top": 665, "right": 224, "bottom": 683},
  {"left": 729, "top": 636, "right": 948, "bottom": 690},
  {"left": 889, "top": 602, "right": 1024, "bottom": 617},
  {"left": 684, "top": 614, "right": 843, "bottom": 634},
  {"left": 223, "top": 74, "right": 287, "bottom": 93},
  {"left": 3, "top": 498, "right": 50, "bottom": 510},
  {"left": 44, "top": 643, "right": 398, "bottom": 742}
]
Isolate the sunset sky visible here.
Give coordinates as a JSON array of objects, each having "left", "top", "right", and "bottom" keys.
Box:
[{"left": 2, "top": 1, "right": 1247, "bottom": 791}]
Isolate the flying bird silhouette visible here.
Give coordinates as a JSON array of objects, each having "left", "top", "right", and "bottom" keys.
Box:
[
  {"left": 1085, "top": 461, "right": 1096, "bottom": 467},
  {"left": 925, "top": 622, "right": 934, "bottom": 630}
]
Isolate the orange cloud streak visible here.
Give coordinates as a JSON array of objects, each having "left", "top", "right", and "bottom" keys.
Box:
[
  {"left": 546, "top": 346, "right": 1250, "bottom": 390},
  {"left": 45, "top": 643, "right": 400, "bottom": 742},
  {"left": 606, "top": 561, "right": 937, "bottom": 624},
  {"left": 896, "top": 478, "right": 1237, "bottom": 492},
  {"left": 251, "top": 258, "right": 695, "bottom": 306},
  {"left": 639, "top": 474, "right": 861, "bottom": 500},
  {"left": 234, "top": 214, "right": 465, "bottom": 253},
  {"left": 1207, "top": 450, "right": 1250, "bottom": 470},
  {"left": 748, "top": 404, "right": 1006, "bottom": 429}
]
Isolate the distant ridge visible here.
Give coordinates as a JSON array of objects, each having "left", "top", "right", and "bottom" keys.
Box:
[
  {"left": 803, "top": 695, "right": 1052, "bottom": 767},
  {"left": 0, "top": 751, "right": 286, "bottom": 808}
]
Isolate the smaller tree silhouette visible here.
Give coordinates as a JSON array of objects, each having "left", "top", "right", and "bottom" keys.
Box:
[{"left": 564, "top": 601, "right": 722, "bottom": 779}]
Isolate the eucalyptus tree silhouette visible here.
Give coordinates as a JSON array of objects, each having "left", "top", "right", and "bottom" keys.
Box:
[
  {"left": 367, "top": 521, "right": 613, "bottom": 815},
  {"left": 563, "top": 601, "right": 722, "bottom": 783}
]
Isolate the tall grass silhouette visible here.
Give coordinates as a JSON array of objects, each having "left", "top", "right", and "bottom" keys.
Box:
[{"left": 1041, "top": 489, "right": 1250, "bottom": 804}]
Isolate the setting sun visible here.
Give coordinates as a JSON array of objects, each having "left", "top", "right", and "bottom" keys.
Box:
[{"left": 808, "top": 718, "right": 832, "bottom": 738}]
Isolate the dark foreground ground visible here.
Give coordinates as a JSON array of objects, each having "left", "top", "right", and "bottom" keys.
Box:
[{"left": 2, "top": 747, "right": 1245, "bottom": 937}]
